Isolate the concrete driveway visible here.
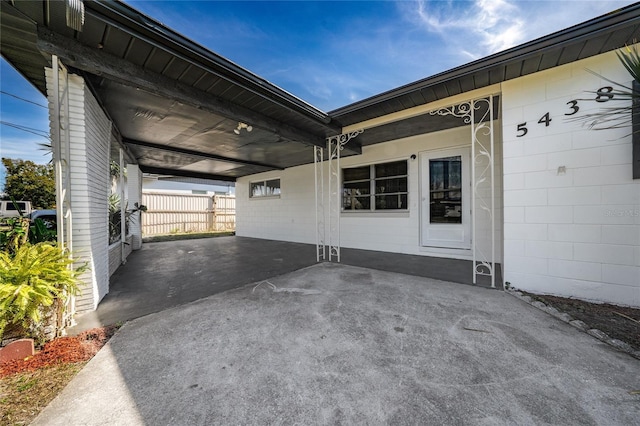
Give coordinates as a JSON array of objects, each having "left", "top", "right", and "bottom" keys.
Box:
[{"left": 35, "top": 263, "right": 639, "bottom": 425}]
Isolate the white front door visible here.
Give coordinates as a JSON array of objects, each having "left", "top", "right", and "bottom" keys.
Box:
[{"left": 420, "top": 148, "right": 471, "bottom": 249}]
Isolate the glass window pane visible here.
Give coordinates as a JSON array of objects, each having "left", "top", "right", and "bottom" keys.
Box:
[
  {"left": 250, "top": 182, "right": 265, "bottom": 197},
  {"left": 343, "top": 166, "right": 370, "bottom": 182},
  {"left": 266, "top": 179, "right": 281, "bottom": 196},
  {"left": 429, "top": 156, "right": 462, "bottom": 223},
  {"left": 344, "top": 180, "right": 371, "bottom": 195},
  {"left": 375, "top": 161, "right": 407, "bottom": 178},
  {"left": 343, "top": 195, "right": 370, "bottom": 210},
  {"left": 375, "top": 177, "right": 407, "bottom": 194},
  {"left": 375, "top": 194, "right": 407, "bottom": 210}
]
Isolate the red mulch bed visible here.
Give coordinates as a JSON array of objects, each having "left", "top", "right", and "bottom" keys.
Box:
[{"left": 0, "top": 326, "right": 117, "bottom": 377}]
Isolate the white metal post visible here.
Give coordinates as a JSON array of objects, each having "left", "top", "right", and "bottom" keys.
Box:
[
  {"left": 119, "top": 147, "right": 126, "bottom": 263},
  {"left": 327, "top": 130, "right": 363, "bottom": 263},
  {"left": 314, "top": 146, "right": 325, "bottom": 262}
]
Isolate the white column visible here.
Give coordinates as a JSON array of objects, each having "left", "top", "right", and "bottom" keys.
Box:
[
  {"left": 46, "top": 68, "right": 111, "bottom": 312},
  {"left": 127, "top": 163, "right": 143, "bottom": 250}
]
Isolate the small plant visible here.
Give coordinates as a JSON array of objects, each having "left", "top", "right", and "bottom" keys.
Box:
[
  {"left": 0, "top": 242, "right": 84, "bottom": 342},
  {"left": 0, "top": 216, "right": 30, "bottom": 255},
  {"left": 28, "top": 218, "right": 57, "bottom": 243}
]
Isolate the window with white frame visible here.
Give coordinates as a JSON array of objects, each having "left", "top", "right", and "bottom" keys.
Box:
[
  {"left": 250, "top": 178, "right": 281, "bottom": 198},
  {"left": 342, "top": 160, "right": 408, "bottom": 211}
]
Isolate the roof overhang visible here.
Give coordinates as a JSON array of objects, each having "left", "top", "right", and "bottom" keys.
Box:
[
  {"left": 330, "top": 3, "right": 640, "bottom": 146},
  {"left": 0, "top": 0, "right": 358, "bottom": 182},
  {"left": 2, "top": 1, "right": 639, "bottom": 175}
]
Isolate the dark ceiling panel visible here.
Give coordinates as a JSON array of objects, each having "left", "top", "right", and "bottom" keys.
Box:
[
  {"left": 557, "top": 44, "right": 583, "bottom": 66},
  {"left": 458, "top": 76, "right": 476, "bottom": 93},
  {"left": 179, "top": 67, "right": 205, "bottom": 87},
  {"left": 432, "top": 84, "right": 450, "bottom": 99},
  {"left": 601, "top": 25, "right": 637, "bottom": 51},
  {"left": 192, "top": 72, "right": 218, "bottom": 91},
  {"left": 445, "top": 79, "right": 462, "bottom": 97},
  {"left": 578, "top": 34, "right": 610, "bottom": 59},
  {"left": 488, "top": 66, "right": 506, "bottom": 85},
  {"left": 162, "top": 57, "right": 190, "bottom": 80},
  {"left": 79, "top": 17, "right": 107, "bottom": 49},
  {"left": 46, "top": 4, "right": 75, "bottom": 38},
  {"left": 357, "top": 96, "right": 501, "bottom": 147},
  {"left": 504, "top": 61, "right": 523, "bottom": 80},
  {"left": 419, "top": 87, "right": 438, "bottom": 105},
  {"left": 408, "top": 91, "right": 426, "bottom": 106},
  {"left": 142, "top": 48, "right": 173, "bottom": 74},
  {"left": 521, "top": 55, "right": 543, "bottom": 75},
  {"left": 124, "top": 38, "right": 155, "bottom": 67},
  {"left": 538, "top": 49, "right": 563, "bottom": 70},
  {"left": 101, "top": 26, "right": 133, "bottom": 58}
]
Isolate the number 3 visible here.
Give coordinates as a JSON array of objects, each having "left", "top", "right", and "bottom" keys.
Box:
[{"left": 565, "top": 100, "right": 579, "bottom": 115}]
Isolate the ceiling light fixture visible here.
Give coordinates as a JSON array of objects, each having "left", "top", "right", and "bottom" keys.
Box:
[{"left": 234, "top": 122, "right": 253, "bottom": 134}]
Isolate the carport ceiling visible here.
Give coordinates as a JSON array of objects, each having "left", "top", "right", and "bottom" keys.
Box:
[
  {"left": 2, "top": 1, "right": 640, "bottom": 180},
  {"left": 0, "top": 0, "right": 356, "bottom": 181}
]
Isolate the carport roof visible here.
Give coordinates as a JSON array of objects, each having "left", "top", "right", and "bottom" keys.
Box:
[{"left": 1, "top": 1, "right": 640, "bottom": 180}]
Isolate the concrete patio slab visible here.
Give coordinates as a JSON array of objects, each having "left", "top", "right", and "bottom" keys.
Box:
[
  {"left": 71, "top": 236, "right": 502, "bottom": 334},
  {"left": 36, "top": 263, "right": 639, "bottom": 425}
]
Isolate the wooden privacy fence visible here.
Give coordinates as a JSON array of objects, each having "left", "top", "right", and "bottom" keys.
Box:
[{"left": 141, "top": 192, "right": 235, "bottom": 236}]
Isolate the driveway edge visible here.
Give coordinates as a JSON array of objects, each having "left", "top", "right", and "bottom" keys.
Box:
[{"left": 506, "top": 289, "right": 640, "bottom": 360}]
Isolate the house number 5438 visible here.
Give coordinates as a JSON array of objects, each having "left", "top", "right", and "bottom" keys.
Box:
[{"left": 515, "top": 86, "right": 614, "bottom": 137}]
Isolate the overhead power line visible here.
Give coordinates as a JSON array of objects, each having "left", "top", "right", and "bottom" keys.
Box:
[
  {"left": 0, "top": 120, "right": 50, "bottom": 139},
  {"left": 0, "top": 90, "right": 48, "bottom": 109}
]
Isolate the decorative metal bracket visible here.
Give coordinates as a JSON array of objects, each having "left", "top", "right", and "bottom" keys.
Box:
[
  {"left": 430, "top": 98, "right": 496, "bottom": 288},
  {"left": 320, "top": 129, "right": 364, "bottom": 263}
]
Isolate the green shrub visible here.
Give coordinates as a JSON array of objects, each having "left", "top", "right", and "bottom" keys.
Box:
[{"left": 0, "top": 242, "right": 83, "bottom": 341}]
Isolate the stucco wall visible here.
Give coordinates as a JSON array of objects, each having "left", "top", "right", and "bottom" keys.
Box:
[
  {"left": 501, "top": 49, "right": 640, "bottom": 306},
  {"left": 237, "top": 122, "right": 503, "bottom": 263}
]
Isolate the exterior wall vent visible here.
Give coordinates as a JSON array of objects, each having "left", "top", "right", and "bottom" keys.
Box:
[{"left": 66, "top": 0, "right": 84, "bottom": 32}]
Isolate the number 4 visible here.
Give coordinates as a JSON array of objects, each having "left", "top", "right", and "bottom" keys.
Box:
[{"left": 538, "top": 112, "right": 552, "bottom": 127}]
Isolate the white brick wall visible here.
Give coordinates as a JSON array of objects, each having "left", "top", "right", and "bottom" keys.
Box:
[
  {"left": 237, "top": 123, "right": 503, "bottom": 263},
  {"left": 502, "top": 49, "right": 640, "bottom": 307},
  {"left": 46, "top": 69, "right": 111, "bottom": 313}
]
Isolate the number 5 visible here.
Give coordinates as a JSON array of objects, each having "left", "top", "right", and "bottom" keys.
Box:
[{"left": 516, "top": 122, "right": 528, "bottom": 137}]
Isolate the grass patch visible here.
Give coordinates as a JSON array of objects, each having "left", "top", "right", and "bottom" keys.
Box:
[
  {"left": 143, "top": 231, "right": 234, "bottom": 243},
  {"left": 0, "top": 362, "right": 85, "bottom": 425}
]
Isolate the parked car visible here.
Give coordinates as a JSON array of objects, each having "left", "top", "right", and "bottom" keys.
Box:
[
  {"left": 0, "top": 200, "right": 33, "bottom": 217},
  {"left": 29, "top": 209, "right": 57, "bottom": 229}
]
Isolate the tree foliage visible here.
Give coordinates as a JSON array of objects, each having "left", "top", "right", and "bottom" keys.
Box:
[{"left": 2, "top": 158, "right": 55, "bottom": 209}]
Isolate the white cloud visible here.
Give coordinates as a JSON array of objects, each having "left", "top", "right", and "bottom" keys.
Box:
[{"left": 411, "top": 0, "right": 525, "bottom": 58}]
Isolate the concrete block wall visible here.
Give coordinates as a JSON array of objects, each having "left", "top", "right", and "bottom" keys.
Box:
[
  {"left": 501, "top": 49, "right": 640, "bottom": 306},
  {"left": 46, "top": 69, "right": 111, "bottom": 313}
]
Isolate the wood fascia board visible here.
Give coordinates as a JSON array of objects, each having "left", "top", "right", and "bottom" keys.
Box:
[
  {"left": 36, "top": 27, "right": 328, "bottom": 149},
  {"left": 342, "top": 84, "right": 502, "bottom": 133},
  {"left": 123, "top": 138, "right": 283, "bottom": 170}
]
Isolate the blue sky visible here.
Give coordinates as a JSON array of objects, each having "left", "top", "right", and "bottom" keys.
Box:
[{"left": 0, "top": 0, "right": 635, "bottom": 187}]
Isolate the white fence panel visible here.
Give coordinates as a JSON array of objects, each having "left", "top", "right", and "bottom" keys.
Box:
[{"left": 141, "top": 192, "right": 235, "bottom": 236}]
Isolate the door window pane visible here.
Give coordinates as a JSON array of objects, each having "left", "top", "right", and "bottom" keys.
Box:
[{"left": 429, "top": 156, "right": 462, "bottom": 223}]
